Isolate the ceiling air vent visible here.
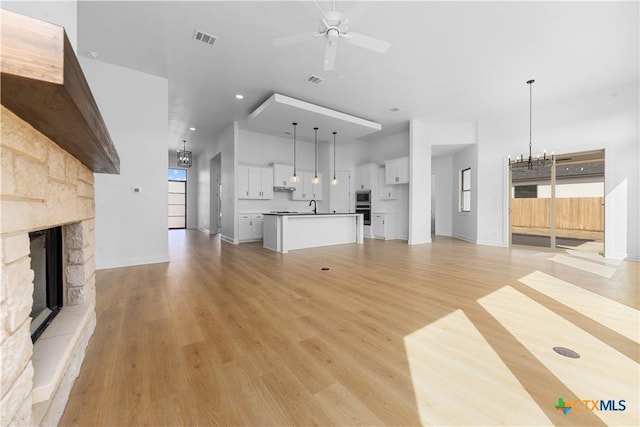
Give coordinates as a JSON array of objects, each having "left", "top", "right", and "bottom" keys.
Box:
[
  {"left": 193, "top": 29, "right": 217, "bottom": 46},
  {"left": 307, "top": 75, "right": 324, "bottom": 84}
]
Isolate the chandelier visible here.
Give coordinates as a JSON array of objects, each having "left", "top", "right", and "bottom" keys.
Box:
[
  {"left": 177, "top": 139, "right": 192, "bottom": 168},
  {"left": 509, "top": 79, "right": 553, "bottom": 170}
]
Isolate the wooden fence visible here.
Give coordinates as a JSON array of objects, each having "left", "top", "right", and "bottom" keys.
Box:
[{"left": 511, "top": 197, "right": 604, "bottom": 231}]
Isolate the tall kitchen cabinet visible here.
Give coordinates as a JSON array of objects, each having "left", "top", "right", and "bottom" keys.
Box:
[
  {"left": 292, "top": 172, "right": 323, "bottom": 200},
  {"left": 355, "top": 163, "right": 377, "bottom": 191},
  {"left": 377, "top": 168, "right": 395, "bottom": 200},
  {"left": 238, "top": 165, "right": 274, "bottom": 199}
]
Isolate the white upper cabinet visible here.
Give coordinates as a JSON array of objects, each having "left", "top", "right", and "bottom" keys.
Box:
[
  {"left": 272, "top": 163, "right": 295, "bottom": 188},
  {"left": 292, "top": 172, "right": 322, "bottom": 201},
  {"left": 385, "top": 156, "right": 409, "bottom": 184},
  {"left": 238, "top": 165, "right": 273, "bottom": 199},
  {"left": 355, "top": 163, "right": 376, "bottom": 191}
]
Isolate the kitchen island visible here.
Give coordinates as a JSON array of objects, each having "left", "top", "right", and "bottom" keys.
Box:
[{"left": 263, "top": 213, "right": 364, "bottom": 253}]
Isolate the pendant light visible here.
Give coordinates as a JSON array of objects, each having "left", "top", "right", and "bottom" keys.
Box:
[
  {"left": 312, "top": 127, "right": 319, "bottom": 184},
  {"left": 177, "top": 139, "right": 192, "bottom": 168},
  {"left": 331, "top": 131, "right": 338, "bottom": 185},
  {"left": 508, "top": 79, "right": 553, "bottom": 171},
  {"left": 291, "top": 122, "right": 298, "bottom": 182}
]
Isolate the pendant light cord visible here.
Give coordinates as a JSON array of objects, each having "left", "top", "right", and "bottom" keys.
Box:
[
  {"left": 292, "top": 122, "right": 297, "bottom": 178},
  {"left": 332, "top": 132, "right": 337, "bottom": 181},
  {"left": 527, "top": 79, "right": 534, "bottom": 163},
  {"left": 314, "top": 127, "right": 318, "bottom": 179}
]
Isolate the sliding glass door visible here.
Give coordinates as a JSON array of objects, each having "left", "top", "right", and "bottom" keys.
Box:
[{"left": 510, "top": 150, "right": 604, "bottom": 253}]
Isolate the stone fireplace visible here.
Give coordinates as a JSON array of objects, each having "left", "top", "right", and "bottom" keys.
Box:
[
  {"left": 1, "top": 107, "right": 97, "bottom": 425},
  {"left": 1, "top": 9, "right": 119, "bottom": 426}
]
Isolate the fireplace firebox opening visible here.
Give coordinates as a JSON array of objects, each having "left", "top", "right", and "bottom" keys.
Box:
[{"left": 29, "top": 226, "right": 63, "bottom": 342}]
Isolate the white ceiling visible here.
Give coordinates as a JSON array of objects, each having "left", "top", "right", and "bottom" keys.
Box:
[
  {"left": 76, "top": 1, "right": 639, "bottom": 155},
  {"left": 246, "top": 93, "right": 381, "bottom": 143}
]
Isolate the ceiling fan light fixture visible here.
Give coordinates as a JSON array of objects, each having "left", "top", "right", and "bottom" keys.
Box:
[{"left": 272, "top": 2, "right": 390, "bottom": 71}]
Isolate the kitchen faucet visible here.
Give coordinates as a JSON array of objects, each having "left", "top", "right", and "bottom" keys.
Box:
[{"left": 309, "top": 199, "right": 317, "bottom": 215}]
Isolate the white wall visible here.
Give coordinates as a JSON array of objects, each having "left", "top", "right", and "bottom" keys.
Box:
[
  {"left": 409, "top": 120, "right": 431, "bottom": 244},
  {"left": 80, "top": 58, "right": 169, "bottom": 269},
  {"left": 167, "top": 152, "right": 197, "bottom": 229},
  {"left": 451, "top": 144, "right": 478, "bottom": 243},
  {"left": 477, "top": 81, "right": 639, "bottom": 259},
  {"left": 432, "top": 156, "right": 454, "bottom": 236},
  {"left": 197, "top": 122, "right": 237, "bottom": 241},
  {"left": 3, "top": 0, "right": 78, "bottom": 52},
  {"left": 235, "top": 129, "right": 353, "bottom": 214},
  {"left": 355, "top": 130, "right": 410, "bottom": 164}
]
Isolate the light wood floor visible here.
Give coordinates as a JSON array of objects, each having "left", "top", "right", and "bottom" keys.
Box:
[{"left": 59, "top": 231, "right": 639, "bottom": 426}]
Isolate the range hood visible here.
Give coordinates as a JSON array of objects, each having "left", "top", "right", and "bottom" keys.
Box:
[{"left": 274, "top": 186, "right": 296, "bottom": 192}]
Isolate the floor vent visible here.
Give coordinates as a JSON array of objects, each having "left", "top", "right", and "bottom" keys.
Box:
[
  {"left": 193, "top": 29, "right": 217, "bottom": 46},
  {"left": 307, "top": 75, "right": 324, "bottom": 84}
]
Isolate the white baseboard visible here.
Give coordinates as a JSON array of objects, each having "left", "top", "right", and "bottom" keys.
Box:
[
  {"left": 605, "top": 251, "right": 628, "bottom": 261},
  {"left": 220, "top": 234, "right": 236, "bottom": 244},
  {"left": 476, "top": 239, "right": 508, "bottom": 248},
  {"left": 96, "top": 254, "right": 169, "bottom": 270},
  {"left": 452, "top": 233, "right": 476, "bottom": 244},
  {"left": 197, "top": 226, "right": 210, "bottom": 234}
]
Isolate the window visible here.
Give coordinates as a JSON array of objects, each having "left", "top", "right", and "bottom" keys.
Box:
[
  {"left": 460, "top": 168, "right": 471, "bottom": 212},
  {"left": 514, "top": 184, "right": 537, "bottom": 199},
  {"left": 168, "top": 168, "right": 187, "bottom": 181}
]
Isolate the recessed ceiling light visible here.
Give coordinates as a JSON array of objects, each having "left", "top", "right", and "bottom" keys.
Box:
[
  {"left": 235, "top": 94, "right": 244, "bottom": 100},
  {"left": 189, "top": 127, "right": 196, "bottom": 131},
  {"left": 390, "top": 107, "right": 401, "bottom": 112}
]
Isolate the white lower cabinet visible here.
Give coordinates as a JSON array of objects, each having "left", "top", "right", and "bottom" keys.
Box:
[
  {"left": 372, "top": 213, "right": 387, "bottom": 239},
  {"left": 239, "top": 214, "right": 264, "bottom": 241}
]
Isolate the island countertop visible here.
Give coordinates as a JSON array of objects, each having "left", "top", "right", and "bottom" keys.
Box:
[
  {"left": 263, "top": 213, "right": 364, "bottom": 253},
  {"left": 263, "top": 212, "right": 353, "bottom": 216}
]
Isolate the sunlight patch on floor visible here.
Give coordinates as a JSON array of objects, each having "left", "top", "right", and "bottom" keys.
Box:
[
  {"left": 519, "top": 271, "right": 639, "bottom": 344},
  {"left": 565, "top": 249, "right": 622, "bottom": 267},
  {"left": 404, "top": 310, "right": 552, "bottom": 426},
  {"left": 478, "top": 286, "right": 640, "bottom": 427},
  {"left": 551, "top": 254, "right": 616, "bottom": 278}
]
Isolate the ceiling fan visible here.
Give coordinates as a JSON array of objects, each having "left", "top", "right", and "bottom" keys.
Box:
[{"left": 273, "top": 0, "right": 390, "bottom": 71}]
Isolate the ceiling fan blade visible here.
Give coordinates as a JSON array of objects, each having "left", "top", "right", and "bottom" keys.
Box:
[
  {"left": 273, "top": 32, "right": 317, "bottom": 47},
  {"left": 343, "top": 32, "right": 390, "bottom": 53},
  {"left": 324, "top": 41, "right": 337, "bottom": 71}
]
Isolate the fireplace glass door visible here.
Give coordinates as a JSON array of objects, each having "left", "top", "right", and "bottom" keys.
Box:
[{"left": 29, "top": 227, "right": 63, "bottom": 342}]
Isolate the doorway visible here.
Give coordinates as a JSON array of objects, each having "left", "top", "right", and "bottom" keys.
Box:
[
  {"left": 510, "top": 150, "right": 605, "bottom": 253},
  {"left": 168, "top": 168, "right": 187, "bottom": 229},
  {"left": 210, "top": 154, "right": 222, "bottom": 234}
]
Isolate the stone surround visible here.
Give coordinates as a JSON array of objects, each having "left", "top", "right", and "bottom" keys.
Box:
[{"left": 1, "top": 106, "right": 96, "bottom": 425}]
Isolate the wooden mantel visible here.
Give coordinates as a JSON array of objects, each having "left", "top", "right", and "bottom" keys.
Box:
[{"left": 1, "top": 9, "right": 120, "bottom": 174}]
